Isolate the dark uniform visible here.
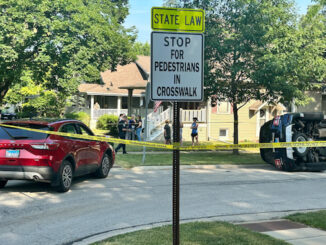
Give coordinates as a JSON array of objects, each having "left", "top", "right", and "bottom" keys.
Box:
[
  {"left": 164, "top": 124, "right": 171, "bottom": 141},
  {"left": 115, "top": 119, "right": 128, "bottom": 154}
]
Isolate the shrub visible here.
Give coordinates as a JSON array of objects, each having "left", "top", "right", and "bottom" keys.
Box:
[
  {"left": 19, "top": 105, "right": 37, "bottom": 118},
  {"left": 96, "top": 114, "right": 119, "bottom": 137},
  {"left": 65, "top": 111, "right": 90, "bottom": 126}
]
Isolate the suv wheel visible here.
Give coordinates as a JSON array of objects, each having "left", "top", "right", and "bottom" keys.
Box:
[
  {"left": 293, "top": 133, "right": 309, "bottom": 157},
  {"left": 0, "top": 180, "right": 8, "bottom": 188},
  {"left": 57, "top": 160, "right": 73, "bottom": 192},
  {"left": 95, "top": 154, "right": 111, "bottom": 178}
]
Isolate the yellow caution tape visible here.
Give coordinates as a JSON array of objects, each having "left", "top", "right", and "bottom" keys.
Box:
[
  {"left": 2, "top": 123, "right": 326, "bottom": 150},
  {"left": 0, "top": 123, "right": 172, "bottom": 150}
]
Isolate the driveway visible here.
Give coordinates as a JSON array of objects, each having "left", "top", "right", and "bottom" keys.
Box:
[{"left": 1, "top": 165, "right": 326, "bottom": 245}]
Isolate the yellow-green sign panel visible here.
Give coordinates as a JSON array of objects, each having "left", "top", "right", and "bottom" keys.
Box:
[{"left": 151, "top": 7, "right": 205, "bottom": 33}]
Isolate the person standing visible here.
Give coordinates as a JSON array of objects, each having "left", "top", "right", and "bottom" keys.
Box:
[
  {"left": 191, "top": 117, "right": 199, "bottom": 146},
  {"left": 164, "top": 120, "right": 171, "bottom": 144},
  {"left": 136, "top": 115, "right": 142, "bottom": 141},
  {"left": 118, "top": 113, "right": 124, "bottom": 122},
  {"left": 128, "top": 115, "right": 136, "bottom": 140},
  {"left": 115, "top": 115, "right": 129, "bottom": 154}
]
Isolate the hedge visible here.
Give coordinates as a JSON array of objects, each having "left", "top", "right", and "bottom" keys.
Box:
[
  {"left": 96, "top": 114, "right": 119, "bottom": 137},
  {"left": 65, "top": 111, "right": 90, "bottom": 126}
]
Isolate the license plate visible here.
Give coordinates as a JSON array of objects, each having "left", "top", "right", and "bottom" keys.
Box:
[{"left": 6, "top": 150, "right": 20, "bottom": 158}]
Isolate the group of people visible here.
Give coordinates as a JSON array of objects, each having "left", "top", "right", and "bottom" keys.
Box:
[
  {"left": 115, "top": 114, "right": 200, "bottom": 154},
  {"left": 115, "top": 114, "right": 142, "bottom": 154},
  {"left": 164, "top": 117, "right": 199, "bottom": 146}
]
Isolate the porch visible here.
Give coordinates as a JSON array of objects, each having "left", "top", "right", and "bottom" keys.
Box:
[{"left": 88, "top": 94, "right": 151, "bottom": 127}]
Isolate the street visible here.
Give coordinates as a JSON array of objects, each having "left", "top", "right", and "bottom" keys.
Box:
[{"left": 1, "top": 165, "right": 326, "bottom": 245}]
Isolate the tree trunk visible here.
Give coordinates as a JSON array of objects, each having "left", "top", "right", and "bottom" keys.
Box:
[
  {"left": 233, "top": 103, "right": 239, "bottom": 155},
  {"left": 0, "top": 83, "right": 10, "bottom": 105}
]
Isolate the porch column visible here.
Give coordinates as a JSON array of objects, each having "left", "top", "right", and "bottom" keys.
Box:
[
  {"left": 128, "top": 89, "right": 133, "bottom": 116},
  {"left": 117, "top": 96, "right": 122, "bottom": 116},
  {"left": 90, "top": 95, "right": 96, "bottom": 129}
]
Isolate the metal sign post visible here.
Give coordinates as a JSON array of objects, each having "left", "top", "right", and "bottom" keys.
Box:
[
  {"left": 142, "top": 82, "right": 151, "bottom": 164},
  {"left": 172, "top": 102, "right": 180, "bottom": 245},
  {"left": 150, "top": 7, "right": 205, "bottom": 245}
]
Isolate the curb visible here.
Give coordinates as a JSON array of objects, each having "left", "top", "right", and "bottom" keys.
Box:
[
  {"left": 129, "top": 164, "right": 272, "bottom": 171},
  {"left": 71, "top": 209, "right": 320, "bottom": 245}
]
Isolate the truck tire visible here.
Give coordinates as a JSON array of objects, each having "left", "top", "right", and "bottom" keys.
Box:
[{"left": 293, "top": 133, "right": 309, "bottom": 158}]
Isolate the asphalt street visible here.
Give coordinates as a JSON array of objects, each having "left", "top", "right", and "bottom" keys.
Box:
[{"left": 1, "top": 164, "right": 326, "bottom": 245}]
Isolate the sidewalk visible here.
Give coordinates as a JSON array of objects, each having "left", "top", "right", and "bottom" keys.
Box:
[{"left": 239, "top": 220, "right": 326, "bottom": 245}]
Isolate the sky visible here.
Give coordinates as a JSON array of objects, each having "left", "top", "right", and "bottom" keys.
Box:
[{"left": 124, "top": 0, "right": 314, "bottom": 43}]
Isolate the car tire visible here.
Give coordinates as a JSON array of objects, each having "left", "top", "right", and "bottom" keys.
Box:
[
  {"left": 0, "top": 180, "right": 8, "bottom": 188},
  {"left": 95, "top": 153, "right": 111, "bottom": 178},
  {"left": 57, "top": 160, "right": 73, "bottom": 193},
  {"left": 293, "top": 133, "right": 309, "bottom": 157}
]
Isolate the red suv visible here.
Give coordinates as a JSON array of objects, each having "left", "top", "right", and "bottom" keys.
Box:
[{"left": 0, "top": 119, "right": 115, "bottom": 192}]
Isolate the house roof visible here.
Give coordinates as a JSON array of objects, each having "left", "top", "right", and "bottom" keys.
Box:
[
  {"left": 249, "top": 101, "right": 286, "bottom": 112},
  {"left": 135, "top": 55, "right": 150, "bottom": 74},
  {"left": 249, "top": 101, "right": 267, "bottom": 111},
  {"left": 78, "top": 56, "right": 150, "bottom": 96}
]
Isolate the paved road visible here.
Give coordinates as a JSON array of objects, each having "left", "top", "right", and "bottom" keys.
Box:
[{"left": 1, "top": 165, "right": 326, "bottom": 245}]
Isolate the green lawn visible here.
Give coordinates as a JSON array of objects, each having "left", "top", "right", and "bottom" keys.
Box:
[
  {"left": 285, "top": 210, "right": 326, "bottom": 231},
  {"left": 115, "top": 141, "right": 236, "bottom": 152},
  {"left": 115, "top": 152, "right": 264, "bottom": 168},
  {"left": 93, "top": 221, "right": 288, "bottom": 245}
]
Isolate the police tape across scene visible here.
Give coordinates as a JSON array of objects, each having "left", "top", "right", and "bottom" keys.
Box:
[{"left": 2, "top": 123, "right": 326, "bottom": 151}]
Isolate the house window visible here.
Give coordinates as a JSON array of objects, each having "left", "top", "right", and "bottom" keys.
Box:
[
  {"left": 219, "top": 129, "right": 228, "bottom": 137},
  {"left": 122, "top": 97, "right": 128, "bottom": 109},
  {"left": 212, "top": 102, "right": 231, "bottom": 114},
  {"left": 218, "top": 102, "right": 230, "bottom": 113},
  {"left": 259, "top": 109, "right": 267, "bottom": 128},
  {"left": 132, "top": 97, "right": 140, "bottom": 108}
]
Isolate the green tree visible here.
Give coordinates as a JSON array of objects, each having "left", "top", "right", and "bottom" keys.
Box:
[
  {"left": 0, "top": 0, "right": 136, "bottom": 104},
  {"left": 4, "top": 80, "right": 68, "bottom": 117},
  {"left": 255, "top": 0, "right": 326, "bottom": 108},
  {"left": 132, "top": 42, "right": 150, "bottom": 56},
  {"left": 166, "top": 0, "right": 326, "bottom": 154}
]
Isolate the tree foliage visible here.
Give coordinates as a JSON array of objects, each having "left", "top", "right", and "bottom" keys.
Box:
[
  {"left": 165, "top": 0, "right": 326, "bottom": 153},
  {"left": 65, "top": 111, "right": 90, "bottom": 126},
  {"left": 0, "top": 0, "right": 136, "bottom": 104},
  {"left": 4, "top": 80, "right": 68, "bottom": 117},
  {"left": 132, "top": 42, "right": 150, "bottom": 56}
]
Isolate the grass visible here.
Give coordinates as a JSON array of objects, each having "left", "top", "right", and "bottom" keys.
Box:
[
  {"left": 113, "top": 141, "right": 260, "bottom": 153},
  {"left": 93, "top": 129, "right": 110, "bottom": 136},
  {"left": 115, "top": 152, "right": 264, "bottom": 168},
  {"left": 91, "top": 129, "right": 260, "bottom": 154},
  {"left": 285, "top": 210, "right": 326, "bottom": 231},
  {"left": 93, "top": 221, "right": 289, "bottom": 245}
]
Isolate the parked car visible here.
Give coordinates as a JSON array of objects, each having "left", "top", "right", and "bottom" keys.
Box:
[
  {"left": 0, "top": 119, "right": 115, "bottom": 192},
  {"left": 0, "top": 110, "right": 17, "bottom": 120},
  {"left": 259, "top": 112, "right": 326, "bottom": 171}
]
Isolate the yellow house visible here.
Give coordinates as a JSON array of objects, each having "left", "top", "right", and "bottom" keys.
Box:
[
  {"left": 181, "top": 100, "right": 285, "bottom": 143},
  {"left": 75, "top": 55, "right": 286, "bottom": 142}
]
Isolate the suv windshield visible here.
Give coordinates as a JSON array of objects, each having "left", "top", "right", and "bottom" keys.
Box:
[{"left": 0, "top": 124, "right": 51, "bottom": 140}]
